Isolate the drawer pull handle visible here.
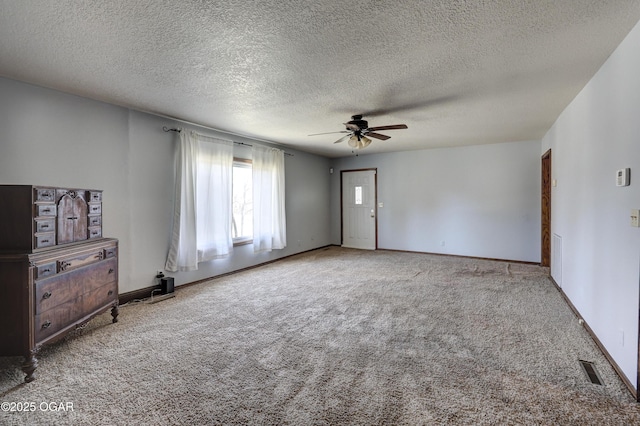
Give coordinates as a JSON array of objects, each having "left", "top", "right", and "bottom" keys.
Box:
[
  {"left": 108, "top": 268, "right": 114, "bottom": 274},
  {"left": 42, "top": 268, "right": 50, "bottom": 273},
  {"left": 42, "top": 321, "right": 51, "bottom": 329},
  {"left": 41, "top": 239, "right": 49, "bottom": 243},
  {"left": 42, "top": 292, "right": 52, "bottom": 299},
  {"left": 42, "top": 209, "right": 51, "bottom": 213},
  {"left": 42, "top": 224, "right": 49, "bottom": 229},
  {"left": 108, "top": 290, "right": 114, "bottom": 296}
]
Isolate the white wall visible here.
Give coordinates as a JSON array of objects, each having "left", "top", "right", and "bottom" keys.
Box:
[
  {"left": 0, "top": 78, "right": 333, "bottom": 293},
  {"left": 541, "top": 19, "right": 640, "bottom": 388},
  {"left": 330, "top": 140, "right": 541, "bottom": 263}
]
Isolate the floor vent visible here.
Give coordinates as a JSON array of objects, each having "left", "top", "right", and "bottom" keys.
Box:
[{"left": 579, "top": 360, "right": 603, "bottom": 385}]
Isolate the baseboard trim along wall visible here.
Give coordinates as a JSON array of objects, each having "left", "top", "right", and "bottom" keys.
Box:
[
  {"left": 379, "top": 248, "right": 540, "bottom": 266},
  {"left": 119, "top": 284, "right": 163, "bottom": 305},
  {"left": 118, "top": 245, "right": 336, "bottom": 305},
  {"left": 548, "top": 276, "right": 637, "bottom": 401}
]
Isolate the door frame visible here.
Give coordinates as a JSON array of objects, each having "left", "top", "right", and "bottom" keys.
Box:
[
  {"left": 340, "top": 168, "right": 378, "bottom": 249},
  {"left": 541, "top": 149, "right": 551, "bottom": 267}
]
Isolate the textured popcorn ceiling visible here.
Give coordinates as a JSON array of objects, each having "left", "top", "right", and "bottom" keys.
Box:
[{"left": 1, "top": 1, "right": 639, "bottom": 157}]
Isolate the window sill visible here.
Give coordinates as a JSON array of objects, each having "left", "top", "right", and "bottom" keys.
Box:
[{"left": 233, "top": 238, "right": 252, "bottom": 247}]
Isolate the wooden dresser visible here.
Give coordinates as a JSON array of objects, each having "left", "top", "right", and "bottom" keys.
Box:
[{"left": 0, "top": 185, "right": 118, "bottom": 382}]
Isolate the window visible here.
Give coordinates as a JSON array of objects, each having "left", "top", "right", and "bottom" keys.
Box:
[
  {"left": 232, "top": 159, "right": 253, "bottom": 244},
  {"left": 165, "top": 131, "right": 286, "bottom": 272},
  {"left": 354, "top": 186, "right": 363, "bottom": 205}
]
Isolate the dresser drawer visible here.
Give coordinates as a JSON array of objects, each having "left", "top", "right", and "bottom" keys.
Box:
[
  {"left": 34, "top": 296, "right": 85, "bottom": 342},
  {"left": 88, "top": 227, "right": 102, "bottom": 239},
  {"left": 105, "top": 246, "right": 117, "bottom": 258},
  {"left": 88, "top": 215, "right": 101, "bottom": 227},
  {"left": 35, "top": 219, "right": 55, "bottom": 233},
  {"left": 34, "top": 282, "right": 116, "bottom": 343},
  {"left": 36, "top": 262, "right": 57, "bottom": 279},
  {"left": 88, "top": 191, "right": 102, "bottom": 202},
  {"left": 35, "top": 257, "right": 118, "bottom": 314},
  {"left": 88, "top": 203, "right": 101, "bottom": 215},
  {"left": 35, "top": 188, "right": 55, "bottom": 202},
  {"left": 35, "top": 204, "right": 56, "bottom": 217},
  {"left": 57, "top": 248, "right": 105, "bottom": 272},
  {"left": 84, "top": 281, "right": 117, "bottom": 314},
  {"left": 34, "top": 233, "right": 55, "bottom": 249}
]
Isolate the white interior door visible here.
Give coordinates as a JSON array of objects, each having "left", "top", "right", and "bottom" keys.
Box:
[{"left": 342, "top": 170, "right": 376, "bottom": 250}]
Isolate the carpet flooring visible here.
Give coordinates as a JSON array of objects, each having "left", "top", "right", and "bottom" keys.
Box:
[{"left": 1, "top": 247, "right": 639, "bottom": 425}]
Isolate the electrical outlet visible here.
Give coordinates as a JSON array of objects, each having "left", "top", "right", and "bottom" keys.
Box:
[{"left": 631, "top": 209, "right": 639, "bottom": 227}]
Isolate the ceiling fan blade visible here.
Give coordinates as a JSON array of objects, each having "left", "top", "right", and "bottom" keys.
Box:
[
  {"left": 308, "top": 131, "right": 350, "bottom": 136},
  {"left": 367, "top": 124, "right": 408, "bottom": 131},
  {"left": 333, "top": 134, "right": 352, "bottom": 144},
  {"left": 366, "top": 132, "right": 390, "bottom": 140}
]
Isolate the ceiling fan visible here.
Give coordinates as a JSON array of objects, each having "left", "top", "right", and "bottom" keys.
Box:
[{"left": 309, "top": 115, "right": 408, "bottom": 149}]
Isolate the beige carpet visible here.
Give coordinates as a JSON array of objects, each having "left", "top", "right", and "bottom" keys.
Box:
[{"left": 1, "top": 246, "right": 639, "bottom": 425}]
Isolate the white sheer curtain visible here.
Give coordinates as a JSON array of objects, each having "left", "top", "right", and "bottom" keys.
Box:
[
  {"left": 165, "top": 130, "right": 234, "bottom": 272},
  {"left": 252, "top": 145, "right": 286, "bottom": 253}
]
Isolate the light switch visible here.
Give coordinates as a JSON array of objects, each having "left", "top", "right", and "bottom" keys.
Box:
[
  {"left": 378, "top": 202, "right": 384, "bottom": 208},
  {"left": 631, "top": 209, "right": 639, "bottom": 227}
]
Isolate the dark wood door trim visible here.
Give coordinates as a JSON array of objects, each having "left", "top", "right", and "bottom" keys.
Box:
[{"left": 541, "top": 150, "right": 551, "bottom": 267}]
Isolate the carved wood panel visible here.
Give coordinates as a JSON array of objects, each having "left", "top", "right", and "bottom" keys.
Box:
[{"left": 57, "top": 192, "right": 88, "bottom": 244}]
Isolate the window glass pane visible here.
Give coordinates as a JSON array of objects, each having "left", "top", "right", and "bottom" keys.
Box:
[
  {"left": 355, "top": 186, "right": 362, "bottom": 205},
  {"left": 233, "top": 162, "right": 253, "bottom": 241}
]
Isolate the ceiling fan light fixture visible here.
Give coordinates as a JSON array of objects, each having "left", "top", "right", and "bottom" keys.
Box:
[
  {"left": 311, "top": 115, "right": 407, "bottom": 149},
  {"left": 348, "top": 135, "right": 359, "bottom": 148},
  {"left": 348, "top": 135, "right": 372, "bottom": 149}
]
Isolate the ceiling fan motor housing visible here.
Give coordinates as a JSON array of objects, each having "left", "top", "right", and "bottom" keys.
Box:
[{"left": 347, "top": 115, "right": 368, "bottom": 131}]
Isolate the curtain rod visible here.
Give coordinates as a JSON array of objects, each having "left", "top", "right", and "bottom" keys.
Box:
[{"left": 162, "top": 126, "right": 293, "bottom": 156}]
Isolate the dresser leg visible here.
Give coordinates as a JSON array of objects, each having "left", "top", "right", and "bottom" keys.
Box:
[
  {"left": 22, "top": 350, "right": 38, "bottom": 383},
  {"left": 111, "top": 304, "right": 119, "bottom": 323}
]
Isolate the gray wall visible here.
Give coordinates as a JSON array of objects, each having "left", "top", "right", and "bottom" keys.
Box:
[
  {"left": 0, "top": 78, "right": 332, "bottom": 293},
  {"left": 541, "top": 19, "right": 640, "bottom": 387},
  {"left": 330, "top": 140, "right": 542, "bottom": 263},
  {"left": 0, "top": 78, "right": 134, "bottom": 289},
  {"left": 127, "top": 109, "right": 333, "bottom": 289}
]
